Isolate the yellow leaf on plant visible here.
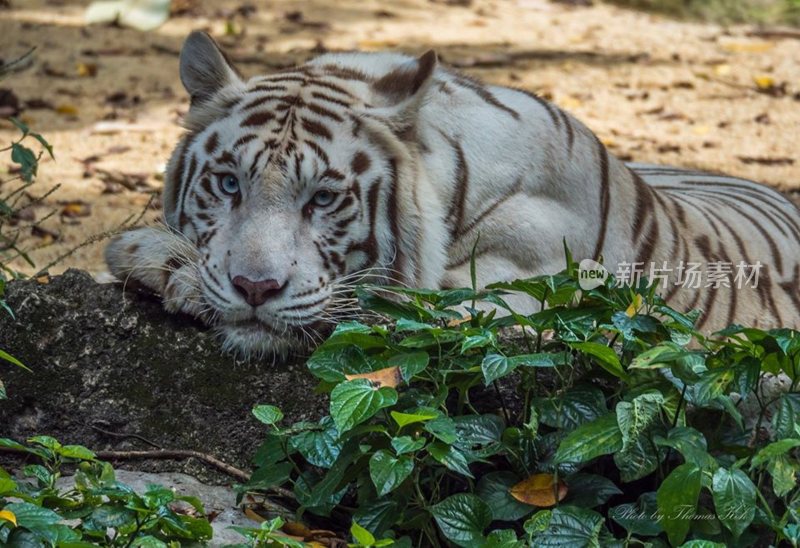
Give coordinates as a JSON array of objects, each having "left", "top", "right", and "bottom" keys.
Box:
[
  {"left": 626, "top": 294, "right": 643, "bottom": 318},
  {"left": 346, "top": 366, "right": 402, "bottom": 388},
  {"left": 510, "top": 473, "right": 568, "bottom": 507},
  {"left": 753, "top": 75, "right": 775, "bottom": 90},
  {"left": 0, "top": 509, "right": 17, "bottom": 527}
]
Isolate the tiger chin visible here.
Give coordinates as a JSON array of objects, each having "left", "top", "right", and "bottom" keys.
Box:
[{"left": 106, "top": 31, "right": 800, "bottom": 359}]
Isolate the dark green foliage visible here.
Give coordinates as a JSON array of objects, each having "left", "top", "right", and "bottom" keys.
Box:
[
  {"left": 245, "top": 256, "right": 800, "bottom": 547},
  {"left": 0, "top": 437, "right": 214, "bottom": 546}
]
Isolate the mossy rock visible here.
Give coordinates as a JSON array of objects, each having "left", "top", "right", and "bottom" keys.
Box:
[{"left": 0, "top": 270, "right": 324, "bottom": 482}]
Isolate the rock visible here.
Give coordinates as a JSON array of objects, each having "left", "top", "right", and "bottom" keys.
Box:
[
  {"left": 54, "top": 469, "right": 261, "bottom": 546},
  {"left": 0, "top": 270, "right": 325, "bottom": 482}
]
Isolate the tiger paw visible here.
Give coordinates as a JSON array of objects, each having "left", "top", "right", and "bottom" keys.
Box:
[{"left": 105, "top": 226, "right": 205, "bottom": 321}]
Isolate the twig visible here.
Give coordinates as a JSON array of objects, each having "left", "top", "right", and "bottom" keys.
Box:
[
  {"left": 94, "top": 449, "right": 250, "bottom": 482},
  {"left": 746, "top": 28, "right": 800, "bottom": 40},
  {"left": 90, "top": 423, "right": 163, "bottom": 449}
]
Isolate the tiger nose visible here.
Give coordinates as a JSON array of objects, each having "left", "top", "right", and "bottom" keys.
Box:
[{"left": 231, "top": 276, "right": 285, "bottom": 307}]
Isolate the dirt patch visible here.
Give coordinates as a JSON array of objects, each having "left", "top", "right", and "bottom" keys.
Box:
[{"left": 1, "top": 0, "right": 798, "bottom": 276}]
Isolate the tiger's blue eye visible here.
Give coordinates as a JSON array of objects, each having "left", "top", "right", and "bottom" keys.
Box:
[
  {"left": 312, "top": 189, "right": 336, "bottom": 207},
  {"left": 218, "top": 174, "right": 240, "bottom": 195}
]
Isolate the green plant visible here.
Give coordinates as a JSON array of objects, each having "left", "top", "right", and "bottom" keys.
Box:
[
  {"left": 224, "top": 516, "right": 306, "bottom": 548},
  {"left": 241, "top": 250, "right": 799, "bottom": 547},
  {"left": 0, "top": 436, "right": 214, "bottom": 546},
  {"left": 1, "top": 116, "right": 54, "bottom": 277},
  {"left": 0, "top": 116, "right": 54, "bottom": 384}
]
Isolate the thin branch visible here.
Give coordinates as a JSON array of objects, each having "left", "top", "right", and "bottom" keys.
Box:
[
  {"left": 32, "top": 193, "right": 155, "bottom": 277},
  {"left": 94, "top": 449, "right": 250, "bottom": 483}
]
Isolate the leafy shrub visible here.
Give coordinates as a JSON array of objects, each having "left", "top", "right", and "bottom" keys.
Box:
[
  {"left": 0, "top": 437, "right": 214, "bottom": 546},
  {"left": 243, "top": 253, "right": 799, "bottom": 547}
]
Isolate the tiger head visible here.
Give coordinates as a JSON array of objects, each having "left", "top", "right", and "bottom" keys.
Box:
[{"left": 162, "top": 31, "right": 444, "bottom": 357}]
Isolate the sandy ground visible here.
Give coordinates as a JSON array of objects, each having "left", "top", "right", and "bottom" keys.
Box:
[{"left": 1, "top": 0, "right": 798, "bottom": 277}]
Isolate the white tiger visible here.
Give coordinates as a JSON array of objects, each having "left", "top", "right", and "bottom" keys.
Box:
[{"left": 105, "top": 31, "right": 800, "bottom": 357}]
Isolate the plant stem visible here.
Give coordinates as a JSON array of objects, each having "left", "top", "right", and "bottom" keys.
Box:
[{"left": 493, "top": 380, "right": 511, "bottom": 424}]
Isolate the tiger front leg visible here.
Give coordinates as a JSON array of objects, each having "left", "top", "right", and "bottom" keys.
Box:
[{"left": 105, "top": 226, "right": 207, "bottom": 322}]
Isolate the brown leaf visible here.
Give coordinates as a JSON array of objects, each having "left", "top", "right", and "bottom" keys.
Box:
[
  {"left": 76, "top": 62, "right": 98, "bottom": 77},
  {"left": 31, "top": 225, "right": 59, "bottom": 244},
  {"left": 56, "top": 104, "right": 79, "bottom": 116},
  {"left": 753, "top": 76, "right": 787, "bottom": 97},
  {"left": 23, "top": 98, "right": 54, "bottom": 110},
  {"left": 35, "top": 274, "right": 50, "bottom": 285},
  {"left": 244, "top": 507, "right": 266, "bottom": 523},
  {"left": 345, "top": 366, "right": 402, "bottom": 388},
  {"left": 282, "top": 521, "right": 312, "bottom": 539},
  {"left": 510, "top": 473, "right": 568, "bottom": 507},
  {"left": 447, "top": 315, "right": 472, "bottom": 327},
  {"left": 721, "top": 41, "right": 774, "bottom": 53}
]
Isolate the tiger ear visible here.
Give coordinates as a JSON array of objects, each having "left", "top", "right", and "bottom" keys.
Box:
[
  {"left": 369, "top": 50, "right": 437, "bottom": 129},
  {"left": 180, "top": 31, "right": 242, "bottom": 105}
]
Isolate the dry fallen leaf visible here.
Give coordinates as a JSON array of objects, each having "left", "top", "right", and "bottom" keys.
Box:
[
  {"left": 753, "top": 75, "right": 775, "bottom": 90},
  {"left": 721, "top": 41, "right": 774, "bottom": 53},
  {"left": 31, "top": 225, "right": 58, "bottom": 244},
  {"left": 447, "top": 315, "right": 472, "bottom": 327},
  {"left": 243, "top": 507, "right": 266, "bottom": 523},
  {"left": 56, "top": 104, "right": 79, "bottom": 116},
  {"left": 282, "top": 521, "right": 312, "bottom": 538},
  {"left": 358, "top": 39, "right": 399, "bottom": 50},
  {"left": 345, "top": 366, "right": 402, "bottom": 388},
  {"left": 510, "top": 473, "right": 568, "bottom": 507},
  {"left": 76, "top": 62, "right": 98, "bottom": 77},
  {"left": 60, "top": 201, "right": 92, "bottom": 218}
]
